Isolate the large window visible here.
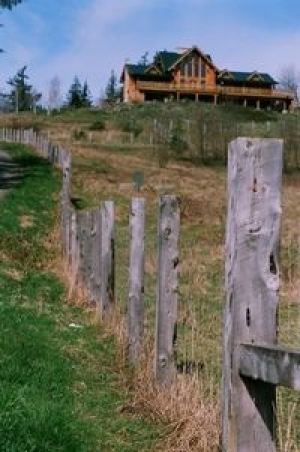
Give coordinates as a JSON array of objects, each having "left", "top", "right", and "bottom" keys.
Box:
[
  {"left": 201, "top": 60, "right": 206, "bottom": 78},
  {"left": 194, "top": 58, "right": 199, "bottom": 78},
  {"left": 180, "top": 55, "right": 206, "bottom": 79}
]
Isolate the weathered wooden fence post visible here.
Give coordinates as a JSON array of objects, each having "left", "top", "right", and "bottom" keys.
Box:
[
  {"left": 77, "top": 210, "right": 92, "bottom": 290},
  {"left": 128, "top": 197, "right": 145, "bottom": 363},
  {"left": 222, "top": 138, "right": 283, "bottom": 451},
  {"left": 99, "top": 201, "right": 115, "bottom": 320},
  {"left": 89, "top": 207, "right": 101, "bottom": 306},
  {"left": 155, "top": 195, "right": 180, "bottom": 385},
  {"left": 70, "top": 209, "right": 79, "bottom": 278},
  {"left": 61, "top": 151, "right": 72, "bottom": 254}
]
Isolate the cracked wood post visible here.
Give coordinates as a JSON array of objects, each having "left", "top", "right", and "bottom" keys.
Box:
[
  {"left": 70, "top": 209, "right": 79, "bottom": 282},
  {"left": 100, "top": 201, "right": 115, "bottom": 321},
  {"left": 222, "top": 138, "right": 283, "bottom": 452},
  {"left": 128, "top": 197, "right": 145, "bottom": 363},
  {"left": 60, "top": 151, "right": 72, "bottom": 255},
  {"left": 89, "top": 207, "right": 101, "bottom": 306},
  {"left": 77, "top": 210, "right": 92, "bottom": 292},
  {"left": 155, "top": 195, "right": 180, "bottom": 385}
]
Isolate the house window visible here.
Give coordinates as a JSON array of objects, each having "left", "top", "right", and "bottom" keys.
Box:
[
  {"left": 180, "top": 62, "right": 185, "bottom": 76},
  {"left": 194, "top": 58, "right": 199, "bottom": 78},
  {"left": 201, "top": 60, "right": 206, "bottom": 78},
  {"left": 187, "top": 59, "right": 193, "bottom": 77}
]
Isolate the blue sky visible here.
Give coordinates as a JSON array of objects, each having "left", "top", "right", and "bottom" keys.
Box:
[{"left": 1, "top": 0, "right": 300, "bottom": 104}]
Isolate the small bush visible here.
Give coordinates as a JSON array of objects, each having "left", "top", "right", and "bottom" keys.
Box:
[
  {"left": 117, "top": 118, "right": 143, "bottom": 137},
  {"left": 72, "top": 129, "right": 87, "bottom": 140},
  {"left": 88, "top": 119, "right": 106, "bottom": 131}
]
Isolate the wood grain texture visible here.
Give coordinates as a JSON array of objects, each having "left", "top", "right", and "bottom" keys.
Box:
[
  {"left": 100, "top": 201, "right": 115, "bottom": 320},
  {"left": 222, "top": 138, "right": 283, "bottom": 451},
  {"left": 128, "top": 197, "right": 145, "bottom": 363},
  {"left": 239, "top": 343, "right": 300, "bottom": 391},
  {"left": 155, "top": 195, "right": 180, "bottom": 386}
]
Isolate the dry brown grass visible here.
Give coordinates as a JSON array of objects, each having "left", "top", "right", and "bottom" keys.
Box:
[
  {"left": 121, "top": 344, "right": 220, "bottom": 452},
  {"left": 7, "top": 111, "right": 300, "bottom": 450}
]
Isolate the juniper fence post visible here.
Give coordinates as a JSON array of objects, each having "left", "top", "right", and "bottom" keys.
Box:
[
  {"left": 222, "top": 138, "right": 283, "bottom": 451},
  {"left": 155, "top": 195, "right": 180, "bottom": 385},
  {"left": 128, "top": 197, "right": 145, "bottom": 363},
  {"left": 100, "top": 201, "right": 115, "bottom": 320}
]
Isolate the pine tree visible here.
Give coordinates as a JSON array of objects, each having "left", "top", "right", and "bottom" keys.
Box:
[
  {"left": 105, "top": 70, "right": 120, "bottom": 102},
  {"left": 81, "top": 80, "right": 92, "bottom": 107},
  {"left": 66, "top": 76, "right": 83, "bottom": 108},
  {"left": 7, "top": 66, "right": 33, "bottom": 112},
  {"left": 0, "top": 0, "right": 23, "bottom": 9}
]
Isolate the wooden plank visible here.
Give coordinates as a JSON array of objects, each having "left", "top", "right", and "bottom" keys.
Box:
[
  {"left": 155, "top": 195, "right": 180, "bottom": 386},
  {"left": 128, "top": 197, "right": 145, "bottom": 363},
  {"left": 100, "top": 201, "right": 115, "bottom": 320},
  {"left": 239, "top": 343, "right": 300, "bottom": 391},
  {"left": 222, "top": 138, "right": 283, "bottom": 451}
]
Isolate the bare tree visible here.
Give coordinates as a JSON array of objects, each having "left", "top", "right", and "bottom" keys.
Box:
[
  {"left": 48, "top": 75, "right": 61, "bottom": 112},
  {"left": 278, "top": 64, "right": 300, "bottom": 101}
]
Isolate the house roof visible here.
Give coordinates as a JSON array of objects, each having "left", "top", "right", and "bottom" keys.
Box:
[
  {"left": 122, "top": 46, "right": 218, "bottom": 81},
  {"left": 167, "top": 46, "right": 218, "bottom": 71},
  {"left": 157, "top": 51, "right": 181, "bottom": 71},
  {"left": 126, "top": 64, "right": 148, "bottom": 76},
  {"left": 218, "top": 70, "right": 277, "bottom": 85}
]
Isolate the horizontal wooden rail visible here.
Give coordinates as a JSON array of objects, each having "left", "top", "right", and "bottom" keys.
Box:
[
  {"left": 239, "top": 343, "right": 300, "bottom": 391},
  {"left": 136, "top": 80, "right": 294, "bottom": 100}
]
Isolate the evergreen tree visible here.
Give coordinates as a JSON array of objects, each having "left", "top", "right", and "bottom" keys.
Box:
[
  {"left": 66, "top": 77, "right": 92, "bottom": 108},
  {"left": 81, "top": 80, "right": 92, "bottom": 107},
  {"left": 105, "top": 70, "right": 120, "bottom": 102},
  {"left": 7, "top": 66, "right": 33, "bottom": 112},
  {"left": 0, "top": 0, "right": 23, "bottom": 9},
  {"left": 66, "top": 76, "right": 83, "bottom": 108}
]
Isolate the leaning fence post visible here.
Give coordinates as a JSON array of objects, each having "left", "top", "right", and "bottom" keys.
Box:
[
  {"left": 155, "top": 195, "right": 180, "bottom": 385},
  {"left": 128, "top": 197, "right": 145, "bottom": 363},
  {"left": 222, "top": 138, "right": 283, "bottom": 451},
  {"left": 100, "top": 201, "right": 115, "bottom": 320}
]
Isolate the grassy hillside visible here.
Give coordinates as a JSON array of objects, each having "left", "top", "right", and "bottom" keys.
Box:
[
  {"left": 1, "top": 103, "right": 300, "bottom": 450},
  {"left": 0, "top": 143, "right": 164, "bottom": 452}
]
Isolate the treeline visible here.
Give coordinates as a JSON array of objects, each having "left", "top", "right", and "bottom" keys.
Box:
[{"left": 0, "top": 67, "right": 121, "bottom": 113}]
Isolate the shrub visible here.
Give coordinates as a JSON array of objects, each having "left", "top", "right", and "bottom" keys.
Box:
[
  {"left": 88, "top": 119, "right": 106, "bottom": 131},
  {"left": 72, "top": 129, "right": 87, "bottom": 140},
  {"left": 117, "top": 118, "right": 143, "bottom": 137}
]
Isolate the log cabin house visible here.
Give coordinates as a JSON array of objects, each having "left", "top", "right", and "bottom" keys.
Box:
[{"left": 120, "top": 46, "right": 294, "bottom": 110}]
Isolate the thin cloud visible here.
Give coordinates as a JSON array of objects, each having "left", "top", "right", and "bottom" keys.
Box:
[{"left": 0, "top": 0, "right": 299, "bottom": 103}]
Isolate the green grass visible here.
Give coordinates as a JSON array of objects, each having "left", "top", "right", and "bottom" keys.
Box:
[{"left": 0, "top": 143, "right": 164, "bottom": 452}]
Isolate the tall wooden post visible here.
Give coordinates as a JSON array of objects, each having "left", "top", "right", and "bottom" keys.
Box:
[
  {"left": 100, "top": 201, "right": 115, "bottom": 320},
  {"left": 77, "top": 211, "right": 92, "bottom": 290},
  {"left": 128, "top": 198, "right": 145, "bottom": 363},
  {"left": 222, "top": 138, "right": 283, "bottom": 451},
  {"left": 61, "top": 151, "right": 71, "bottom": 254},
  {"left": 90, "top": 207, "right": 101, "bottom": 306},
  {"left": 155, "top": 195, "right": 180, "bottom": 385}
]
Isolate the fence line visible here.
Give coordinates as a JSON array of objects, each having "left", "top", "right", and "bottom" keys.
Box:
[{"left": 3, "top": 128, "right": 300, "bottom": 450}]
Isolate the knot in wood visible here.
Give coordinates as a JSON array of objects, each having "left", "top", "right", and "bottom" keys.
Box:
[
  {"left": 159, "top": 354, "right": 168, "bottom": 368},
  {"left": 163, "top": 226, "right": 172, "bottom": 239}
]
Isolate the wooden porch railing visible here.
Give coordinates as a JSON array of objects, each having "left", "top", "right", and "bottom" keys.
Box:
[{"left": 136, "top": 80, "right": 294, "bottom": 100}]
